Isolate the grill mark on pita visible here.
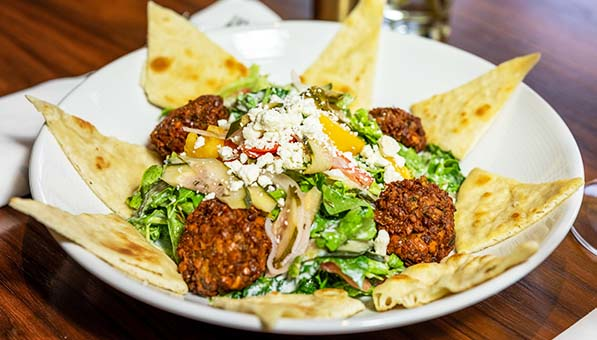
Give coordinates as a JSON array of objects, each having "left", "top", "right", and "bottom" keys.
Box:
[
  {"left": 475, "top": 174, "right": 492, "bottom": 185},
  {"left": 224, "top": 57, "right": 247, "bottom": 75},
  {"left": 95, "top": 156, "right": 110, "bottom": 170},
  {"left": 474, "top": 104, "right": 491, "bottom": 118},
  {"left": 150, "top": 56, "right": 171, "bottom": 72},
  {"left": 74, "top": 117, "right": 94, "bottom": 131}
]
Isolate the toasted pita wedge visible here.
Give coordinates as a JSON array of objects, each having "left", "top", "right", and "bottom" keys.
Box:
[
  {"left": 9, "top": 198, "right": 187, "bottom": 294},
  {"left": 27, "top": 96, "right": 160, "bottom": 219},
  {"left": 455, "top": 168, "right": 583, "bottom": 253},
  {"left": 142, "top": 1, "right": 248, "bottom": 108},
  {"left": 300, "top": 0, "right": 385, "bottom": 110},
  {"left": 410, "top": 53, "right": 540, "bottom": 159},
  {"left": 373, "top": 241, "right": 538, "bottom": 310},
  {"left": 210, "top": 288, "right": 365, "bottom": 330}
]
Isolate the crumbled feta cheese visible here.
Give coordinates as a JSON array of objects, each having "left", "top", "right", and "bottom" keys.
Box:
[
  {"left": 360, "top": 145, "right": 390, "bottom": 168},
  {"left": 277, "top": 140, "right": 305, "bottom": 170},
  {"left": 277, "top": 198, "right": 286, "bottom": 207},
  {"left": 242, "top": 124, "right": 262, "bottom": 142},
  {"left": 240, "top": 153, "right": 248, "bottom": 164},
  {"left": 265, "top": 158, "right": 284, "bottom": 174},
  {"left": 193, "top": 136, "right": 205, "bottom": 150},
  {"left": 374, "top": 230, "right": 390, "bottom": 255},
  {"left": 203, "top": 192, "right": 216, "bottom": 200},
  {"left": 219, "top": 145, "right": 235, "bottom": 161},
  {"left": 238, "top": 164, "right": 260, "bottom": 185},
  {"left": 379, "top": 135, "right": 406, "bottom": 167},
  {"left": 217, "top": 119, "right": 229, "bottom": 128},
  {"left": 225, "top": 160, "right": 243, "bottom": 173},
  {"left": 379, "top": 135, "right": 400, "bottom": 156},
  {"left": 383, "top": 164, "right": 403, "bottom": 184},
  {"left": 256, "top": 153, "right": 275, "bottom": 168},
  {"left": 229, "top": 179, "right": 244, "bottom": 191},
  {"left": 257, "top": 174, "right": 272, "bottom": 187}
]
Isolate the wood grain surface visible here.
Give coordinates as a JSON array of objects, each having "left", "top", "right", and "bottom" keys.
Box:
[{"left": 0, "top": 0, "right": 596, "bottom": 339}]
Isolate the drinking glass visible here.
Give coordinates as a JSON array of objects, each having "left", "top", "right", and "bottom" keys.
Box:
[
  {"left": 383, "top": 0, "right": 453, "bottom": 41},
  {"left": 571, "top": 180, "right": 597, "bottom": 255}
]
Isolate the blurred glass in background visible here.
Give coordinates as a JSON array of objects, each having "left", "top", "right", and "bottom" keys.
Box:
[
  {"left": 384, "top": 0, "right": 452, "bottom": 41},
  {"left": 314, "top": 0, "right": 453, "bottom": 41}
]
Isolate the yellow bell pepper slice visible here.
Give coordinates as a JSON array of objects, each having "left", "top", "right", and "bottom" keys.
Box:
[
  {"left": 184, "top": 125, "right": 226, "bottom": 158},
  {"left": 385, "top": 156, "right": 412, "bottom": 179},
  {"left": 319, "top": 115, "right": 365, "bottom": 155}
]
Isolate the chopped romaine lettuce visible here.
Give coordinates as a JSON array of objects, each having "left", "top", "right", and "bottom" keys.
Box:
[
  {"left": 311, "top": 206, "right": 376, "bottom": 252},
  {"left": 218, "top": 64, "right": 270, "bottom": 99},
  {"left": 127, "top": 165, "right": 203, "bottom": 261},
  {"left": 399, "top": 144, "right": 466, "bottom": 196},
  {"left": 346, "top": 108, "right": 383, "bottom": 144},
  {"left": 227, "top": 85, "right": 290, "bottom": 124},
  {"left": 229, "top": 254, "right": 405, "bottom": 298},
  {"left": 159, "top": 107, "right": 173, "bottom": 118},
  {"left": 321, "top": 181, "right": 370, "bottom": 216}
]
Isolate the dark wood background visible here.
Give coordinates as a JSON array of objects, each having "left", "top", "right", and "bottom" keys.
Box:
[{"left": 0, "top": 0, "right": 595, "bottom": 339}]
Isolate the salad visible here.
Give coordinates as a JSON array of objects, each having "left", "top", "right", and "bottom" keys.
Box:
[{"left": 126, "top": 67, "right": 465, "bottom": 298}]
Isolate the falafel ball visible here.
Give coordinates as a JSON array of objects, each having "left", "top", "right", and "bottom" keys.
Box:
[
  {"left": 369, "top": 107, "right": 427, "bottom": 152},
  {"left": 374, "top": 178, "right": 455, "bottom": 266},
  {"left": 176, "top": 199, "right": 271, "bottom": 297},
  {"left": 150, "top": 95, "right": 229, "bottom": 158}
]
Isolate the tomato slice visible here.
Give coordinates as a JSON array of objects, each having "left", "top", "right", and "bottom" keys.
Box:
[
  {"left": 331, "top": 152, "right": 374, "bottom": 188},
  {"left": 242, "top": 143, "right": 279, "bottom": 158}
]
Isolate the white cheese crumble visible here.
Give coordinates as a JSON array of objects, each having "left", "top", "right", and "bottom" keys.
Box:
[
  {"left": 257, "top": 174, "right": 272, "bottom": 187},
  {"left": 219, "top": 145, "right": 235, "bottom": 161},
  {"left": 373, "top": 230, "right": 390, "bottom": 255},
  {"left": 378, "top": 135, "right": 406, "bottom": 167},
  {"left": 229, "top": 179, "right": 244, "bottom": 192},
  {"left": 203, "top": 192, "right": 216, "bottom": 200},
  {"left": 237, "top": 164, "right": 260, "bottom": 185},
  {"left": 360, "top": 145, "right": 391, "bottom": 168},
  {"left": 222, "top": 91, "right": 338, "bottom": 189},
  {"left": 383, "top": 164, "right": 403, "bottom": 184},
  {"left": 217, "top": 119, "right": 230, "bottom": 128},
  {"left": 193, "top": 136, "right": 205, "bottom": 150},
  {"left": 360, "top": 143, "right": 404, "bottom": 184}
]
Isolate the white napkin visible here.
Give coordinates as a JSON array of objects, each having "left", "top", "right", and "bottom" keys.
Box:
[
  {"left": 554, "top": 308, "right": 597, "bottom": 340},
  {"left": 0, "top": 0, "right": 281, "bottom": 207}
]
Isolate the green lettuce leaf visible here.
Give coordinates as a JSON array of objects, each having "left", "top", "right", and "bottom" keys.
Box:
[
  {"left": 127, "top": 165, "right": 203, "bottom": 261},
  {"left": 321, "top": 181, "right": 369, "bottom": 215},
  {"left": 399, "top": 143, "right": 466, "bottom": 196},
  {"left": 218, "top": 64, "right": 270, "bottom": 99},
  {"left": 346, "top": 108, "right": 383, "bottom": 144},
  {"left": 312, "top": 206, "right": 376, "bottom": 252},
  {"left": 229, "top": 253, "right": 405, "bottom": 298}
]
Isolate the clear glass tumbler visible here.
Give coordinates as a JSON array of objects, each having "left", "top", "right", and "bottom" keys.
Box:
[
  {"left": 383, "top": 0, "right": 453, "bottom": 41},
  {"left": 571, "top": 180, "right": 597, "bottom": 256}
]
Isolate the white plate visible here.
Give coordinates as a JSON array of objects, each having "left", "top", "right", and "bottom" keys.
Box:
[{"left": 29, "top": 21, "right": 584, "bottom": 334}]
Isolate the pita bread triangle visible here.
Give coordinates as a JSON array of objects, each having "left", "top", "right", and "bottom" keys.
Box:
[
  {"left": 410, "top": 53, "right": 540, "bottom": 159},
  {"left": 373, "top": 241, "right": 538, "bottom": 310},
  {"left": 142, "top": 1, "right": 248, "bottom": 108},
  {"left": 454, "top": 168, "right": 583, "bottom": 253},
  {"left": 9, "top": 198, "right": 187, "bottom": 294},
  {"left": 300, "top": 0, "right": 385, "bottom": 110},
  {"left": 211, "top": 288, "right": 365, "bottom": 330},
  {"left": 27, "top": 96, "right": 160, "bottom": 219}
]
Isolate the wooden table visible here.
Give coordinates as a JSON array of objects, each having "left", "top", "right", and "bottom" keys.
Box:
[{"left": 1, "top": 0, "right": 595, "bottom": 338}]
